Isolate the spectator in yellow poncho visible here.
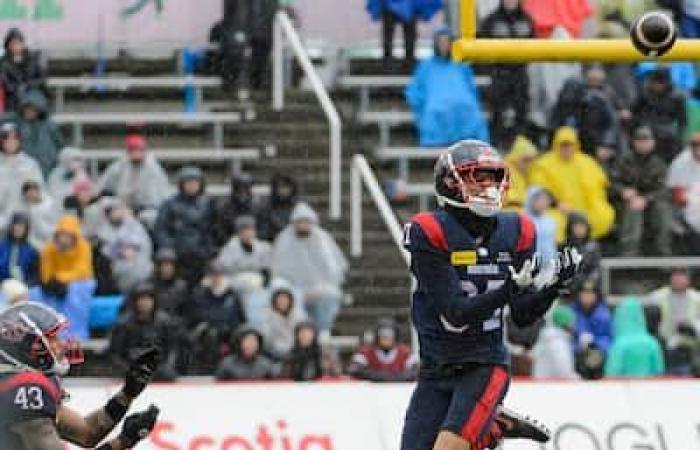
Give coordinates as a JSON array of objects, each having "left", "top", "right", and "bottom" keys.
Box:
[
  {"left": 504, "top": 135, "right": 538, "bottom": 210},
  {"left": 505, "top": 135, "right": 567, "bottom": 243},
  {"left": 530, "top": 127, "right": 615, "bottom": 239}
]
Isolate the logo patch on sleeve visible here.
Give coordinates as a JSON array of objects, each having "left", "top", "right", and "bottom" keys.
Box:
[{"left": 451, "top": 250, "right": 478, "bottom": 266}]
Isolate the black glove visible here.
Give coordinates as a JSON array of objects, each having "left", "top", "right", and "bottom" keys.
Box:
[
  {"left": 122, "top": 346, "right": 161, "bottom": 398},
  {"left": 43, "top": 279, "right": 67, "bottom": 298},
  {"left": 555, "top": 247, "right": 583, "bottom": 288},
  {"left": 118, "top": 405, "right": 160, "bottom": 448}
]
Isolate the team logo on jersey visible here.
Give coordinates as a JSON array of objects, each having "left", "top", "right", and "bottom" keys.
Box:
[
  {"left": 497, "top": 252, "right": 512, "bottom": 263},
  {"left": 451, "top": 250, "right": 477, "bottom": 266}
]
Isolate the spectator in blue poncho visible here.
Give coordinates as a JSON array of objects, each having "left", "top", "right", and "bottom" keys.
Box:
[
  {"left": 405, "top": 28, "right": 489, "bottom": 147},
  {"left": 366, "top": 0, "right": 443, "bottom": 69}
]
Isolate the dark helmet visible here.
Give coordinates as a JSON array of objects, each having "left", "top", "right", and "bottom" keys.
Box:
[
  {"left": 434, "top": 140, "right": 509, "bottom": 216},
  {"left": 0, "top": 302, "right": 82, "bottom": 375}
]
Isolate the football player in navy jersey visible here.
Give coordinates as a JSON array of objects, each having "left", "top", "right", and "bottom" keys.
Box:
[
  {"left": 400, "top": 140, "right": 581, "bottom": 450},
  {"left": 0, "top": 302, "right": 161, "bottom": 450}
]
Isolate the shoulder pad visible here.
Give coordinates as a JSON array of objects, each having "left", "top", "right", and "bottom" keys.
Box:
[{"left": 409, "top": 212, "right": 449, "bottom": 252}]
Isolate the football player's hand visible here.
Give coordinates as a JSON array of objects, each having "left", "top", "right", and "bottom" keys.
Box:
[
  {"left": 509, "top": 256, "right": 539, "bottom": 289},
  {"left": 555, "top": 247, "right": 583, "bottom": 287},
  {"left": 118, "top": 404, "right": 160, "bottom": 448},
  {"left": 122, "top": 346, "right": 161, "bottom": 399}
]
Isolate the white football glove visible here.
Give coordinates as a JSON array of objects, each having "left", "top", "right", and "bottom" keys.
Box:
[
  {"left": 554, "top": 247, "right": 583, "bottom": 286},
  {"left": 509, "top": 255, "right": 539, "bottom": 289}
]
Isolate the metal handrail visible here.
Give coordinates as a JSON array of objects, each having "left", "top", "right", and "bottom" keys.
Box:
[
  {"left": 600, "top": 257, "right": 700, "bottom": 295},
  {"left": 351, "top": 154, "right": 409, "bottom": 266},
  {"left": 272, "top": 11, "right": 342, "bottom": 220}
]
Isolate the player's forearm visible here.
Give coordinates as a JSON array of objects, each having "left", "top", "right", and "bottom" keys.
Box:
[
  {"left": 86, "top": 392, "right": 134, "bottom": 445},
  {"left": 509, "top": 285, "right": 559, "bottom": 327},
  {"left": 58, "top": 392, "right": 133, "bottom": 447}
]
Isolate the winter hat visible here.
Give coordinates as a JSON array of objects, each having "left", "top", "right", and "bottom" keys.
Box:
[
  {"left": 290, "top": 202, "right": 319, "bottom": 225},
  {"left": 2, "top": 279, "right": 28, "bottom": 305},
  {"left": 125, "top": 134, "right": 147, "bottom": 152},
  {"left": 155, "top": 248, "right": 177, "bottom": 263},
  {"left": 235, "top": 215, "right": 256, "bottom": 232}
]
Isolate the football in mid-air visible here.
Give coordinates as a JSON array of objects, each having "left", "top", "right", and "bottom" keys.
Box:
[{"left": 630, "top": 11, "right": 678, "bottom": 57}]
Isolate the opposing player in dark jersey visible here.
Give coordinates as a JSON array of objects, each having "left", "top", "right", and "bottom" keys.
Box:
[
  {"left": 0, "top": 302, "right": 161, "bottom": 450},
  {"left": 400, "top": 140, "right": 581, "bottom": 450}
]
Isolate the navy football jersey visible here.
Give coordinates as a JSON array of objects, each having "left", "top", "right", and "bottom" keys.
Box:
[
  {"left": 0, "top": 371, "right": 61, "bottom": 450},
  {"left": 404, "top": 209, "right": 536, "bottom": 368}
]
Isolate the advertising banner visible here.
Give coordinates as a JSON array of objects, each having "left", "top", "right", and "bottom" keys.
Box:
[{"left": 62, "top": 378, "right": 700, "bottom": 450}]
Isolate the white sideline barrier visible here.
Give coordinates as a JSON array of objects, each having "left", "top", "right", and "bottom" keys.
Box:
[{"left": 62, "top": 378, "right": 700, "bottom": 450}]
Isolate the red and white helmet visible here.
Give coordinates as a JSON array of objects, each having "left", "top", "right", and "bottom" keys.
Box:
[{"left": 434, "top": 140, "right": 510, "bottom": 217}]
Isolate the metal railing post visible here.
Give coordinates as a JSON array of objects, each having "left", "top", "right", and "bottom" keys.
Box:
[
  {"left": 272, "top": 11, "right": 342, "bottom": 220},
  {"left": 351, "top": 158, "right": 362, "bottom": 257},
  {"left": 272, "top": 13, "right": 284, "bottom": 111}
]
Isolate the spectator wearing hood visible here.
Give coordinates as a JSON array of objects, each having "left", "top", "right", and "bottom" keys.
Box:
[
  {"left": 365, "top": 0, "right": 443, "bottom": 69},
  {"left": 284, "top": 321, "right": 323, "bottom": 381},
  {"left": 478, "top": 0, "right": 535, "bottom": 147},
  {"left": 504, "top": 135, "right": 538, "bottom": 210},
  {"left": 216, "top": 326, "right": 279, "bottom": 380},
  {"left": 263, "top": 280, "right": 308, "bottom": 359},
  {"left": 63, "top": 179, "right": 102, "bottom": 240},
  {"left": 109, "top": 282, "right": 181, "bottom": 380},
  {"left": 530, "top": 126, "right": 615, "bottom": 239},
  {"left": 18, "top": 89, "right": 64, "bottom": 177},
  {"left": 572, "top": 281, "right": 613, "bottom": 379},
  {"left": 48, "top": 147, "right": 90, "bottom": 204},
  {"left": 0, "top": 122, "right": 43, "bottom": 232},
  {"left": 0, "top": 28, "right": 45, "bottom": 112},
  {"left": 19, "top": 179, "right": 59, "bottom": 249},
  {"left": 258, "top": 173, "right": 299, "bottom": 240},
  {"left": 98, "top": 133, "right": 172, "bottom": 227},
  {"left": 405, "top": 28, "right": 488, "bottom": 146},
  {"left": 39, "top": 215, "right": 93, "bottom": 292},
  {"left": 645, "top": 268, "right": 700, "bottom": 342},
  {"left": 524, "top": 187, "right": 558, "bottom": 264},
  {"left": 667, "top": 133, "right": 700, "bottom": 253},
  {"left": 151, "top": 248, "right": 189, "bottom": 319},
  {"left": 632, "top": 67, "right": 687, "bottom": 163},
  {"left": 272, "top": 202, "right": 348, "bottom": 334},
  {"left": 605, "top": 297, "right": 665, "bottom": 377},
  {"left": 565, "top": 212, "right": 602, "bottom": 293},
  {"left": 532, "top": 304, "right": 579, "bottom": 379},
  {"left": 97, "top": 201, "right": 153, "bottom": 294},
  {"left": 611, "top": 125, "right": 672, "bottom": 256},
  {"left": 0, "top": 213, "right": 38, "bottom": 285},
  {"left": 154, "top": 166, "right": 214, "bottom": 285},
  {"left": 549, "top": 75, "right": 620, "bottom": 160},
  {"left": 36, "top": 215, "right": 95, "bottom": 340},
  {"left": 216, "top": 215, "right": 271, "bottom": 295},
  {"left": 213, "top": 172, "right": 264, "bottom": 247},
  {"left": 189, "top": 261, "right": 246, "bottom": 371},
  {"left": 349, "top": 318, "right": 418, "bottom": 382}
]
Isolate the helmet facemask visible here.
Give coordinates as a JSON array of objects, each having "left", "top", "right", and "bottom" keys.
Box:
[
  {"left": 441, "top": 158, "right": 509, "bottom": 217},
  {"left": 20, "top": 312, "right": 83, "bottom": 376}
]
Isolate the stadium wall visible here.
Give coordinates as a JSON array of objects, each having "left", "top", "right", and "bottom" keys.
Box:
[{"left": 62, "top": 379, "right": 698, "bottom": 450}]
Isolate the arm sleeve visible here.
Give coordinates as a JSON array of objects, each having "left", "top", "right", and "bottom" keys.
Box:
[
  {"left": 509, "top": 285, "right": 560, "bottom": 327},
  {"left": 412, "top": 250, "right": 513, "bottom": 327}
]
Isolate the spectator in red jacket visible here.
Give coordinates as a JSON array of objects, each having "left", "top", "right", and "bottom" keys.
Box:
[{"left": 349, "top": 317, "right": 418, "bottom": 381}]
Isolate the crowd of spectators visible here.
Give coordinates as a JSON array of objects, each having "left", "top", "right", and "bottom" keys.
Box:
[{"left": 0, "top": 23, "right": 357, "bottom": 379}]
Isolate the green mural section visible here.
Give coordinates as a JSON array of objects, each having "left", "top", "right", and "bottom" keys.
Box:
[
  {"left": 0, "top": 0, "right": 64, "bottom": 20},
  {"left": 33, "top": 0, "right": 63, "bottom": 20},
  {"left": 0, "top": 0, "right": 27, "bottom": 20}
]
